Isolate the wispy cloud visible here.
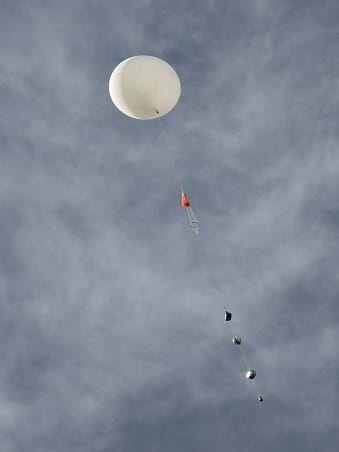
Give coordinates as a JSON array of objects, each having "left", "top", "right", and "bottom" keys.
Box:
[{"left": 1, "top": 1, "right": 339, "bottom": 451}]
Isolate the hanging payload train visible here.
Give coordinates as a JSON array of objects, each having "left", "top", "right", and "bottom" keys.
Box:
[
  {"left": 228, "top": 330, "right": 263, "bottom": 403},
  {"left": 181, "top": 191, "right": 199, "bottom": 235}
]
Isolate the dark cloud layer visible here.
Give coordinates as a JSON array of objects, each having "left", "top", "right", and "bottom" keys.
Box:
[{"left": 1, "top": 1, "right": 339, "bottom": 451}]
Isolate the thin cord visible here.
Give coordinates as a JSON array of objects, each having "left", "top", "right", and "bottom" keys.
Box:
[
  {"left": 157, "top": 112, "right": 184, "bottom": 191},
  {"left": 157, "top": 110, "right": 200, "bottom": 236},
  {"left": 239, "top": 343, "right": 250, "bottom": 370}
]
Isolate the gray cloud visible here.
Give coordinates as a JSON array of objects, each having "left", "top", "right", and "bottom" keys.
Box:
[{"left": 1, "top": 0, "right": 339, "bottom": 451}]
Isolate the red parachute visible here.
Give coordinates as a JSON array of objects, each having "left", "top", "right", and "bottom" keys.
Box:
[
  {"left": 180, "top": 191, "right": 198, "bottom": 234},
  {"left": 181, "top": 191, "right": 190, "bottom": 208}
]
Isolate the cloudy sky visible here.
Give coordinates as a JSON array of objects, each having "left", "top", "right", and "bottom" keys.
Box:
[{"left": 1, "top": 0, "right": 339, "bottom": 450}]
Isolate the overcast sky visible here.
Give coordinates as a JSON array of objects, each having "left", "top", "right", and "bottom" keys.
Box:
[{"left": 1, "top": 0, "right": 339, "bottom": 451}]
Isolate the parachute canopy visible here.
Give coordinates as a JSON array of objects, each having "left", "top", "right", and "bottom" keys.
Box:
[
  {"left": 181, "top": 191, "right": 190, "bottom": 208},
  {"left": 109, "top": 55, "right": 181, "bottom": 120}
]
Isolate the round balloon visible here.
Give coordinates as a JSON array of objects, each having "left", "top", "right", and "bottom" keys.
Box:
[{"left": 109, "top": 55, "right": 181, "bottom": 120}]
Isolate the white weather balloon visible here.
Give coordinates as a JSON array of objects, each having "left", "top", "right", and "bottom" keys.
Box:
[{"left": 109, "top": 55, "right": 181, "bottom": 120}]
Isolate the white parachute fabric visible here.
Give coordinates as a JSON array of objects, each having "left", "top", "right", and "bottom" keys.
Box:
[{"left": 186, "top": 206, "right": 199, "bottom": 235}]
